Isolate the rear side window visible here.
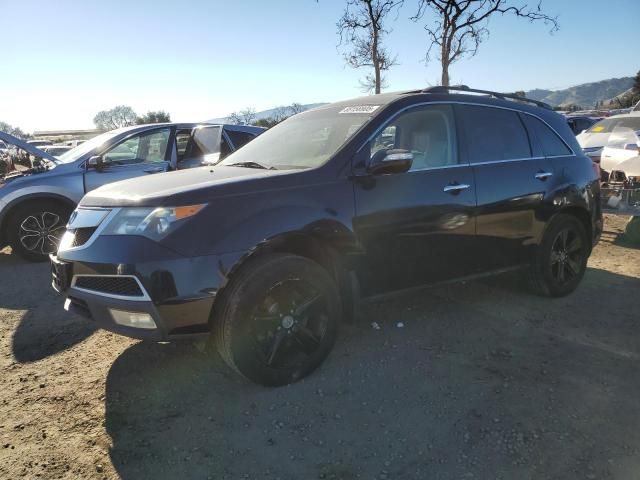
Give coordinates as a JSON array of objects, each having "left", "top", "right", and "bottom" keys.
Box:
[
  {"left": 521, "top": 115, "right": 572, "bottom": 157},
  {"left": 460, "top": 105, "right": 531, "bottom": 163},
  {"left": 226, "top": 130, "right": 256, "bottom": 150}
]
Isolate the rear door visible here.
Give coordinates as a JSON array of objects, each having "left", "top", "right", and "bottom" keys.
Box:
[
  {"left": 352, "top": 103, "right": 478, "bottom": 296},
  {"left": 458, "top": 104, "right": 555, "bottom": 271},
  {"left": 83, "top": 127, "right": 171, "bottom": 192}
]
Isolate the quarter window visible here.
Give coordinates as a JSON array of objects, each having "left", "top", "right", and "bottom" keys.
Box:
[
  {"left": 522, "top": 115, "right": 572, "bottom": 157},
  {"left": 369, "top": 104, "right": 458, "bottom": 171},
  {"left": 461, "top": 105, "right": 531, "bottom": 163}
]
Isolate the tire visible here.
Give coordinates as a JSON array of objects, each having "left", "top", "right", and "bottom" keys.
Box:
[
  {"left": 213, "top": 253, "right": 341, "bottom": 386},
  {"left": 7, "top": 201, "right": 71, "bottom": 262},
  {"left": 527, "top": 214, "right": 589, "bottom": 297}
]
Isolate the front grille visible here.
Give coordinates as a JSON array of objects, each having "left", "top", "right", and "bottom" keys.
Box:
[
  {"left": 70, "top": 227, "right": 97, "bottom": 247},
  {"left": 73, "top": 276, "right": 144, "bottom": 297}
]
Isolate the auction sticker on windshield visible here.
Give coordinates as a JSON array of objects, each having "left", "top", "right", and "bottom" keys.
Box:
[{"left": 339, "top": 105, "right": 380, "bottom": 114}]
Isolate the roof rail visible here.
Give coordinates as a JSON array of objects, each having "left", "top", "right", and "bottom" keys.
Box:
[{"left": 422, "top": 85, "right": 553, "bottom": 110}]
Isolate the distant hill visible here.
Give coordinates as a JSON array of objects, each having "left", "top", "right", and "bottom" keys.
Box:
[
  {"left": 206, "top": 103, "right": 328, "bottom": 124},
  {"left": 525, "top": 77, "right": 634, "bottom": 108}
]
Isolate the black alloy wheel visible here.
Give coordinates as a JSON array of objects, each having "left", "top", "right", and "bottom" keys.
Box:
[
  {"left": 549, "top": 227, "right": 584, "bottom": 285},
  {"left": 213, "top": 253, "right": 340, "bottom": 386},
  {"left": 528, "top": 213, "right": 589, "bottom": 297},
  {"left": 251, "top": 278, "right": 329, "bottom": 369}
]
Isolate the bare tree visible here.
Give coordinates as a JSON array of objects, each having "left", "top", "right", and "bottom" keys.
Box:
[
  {"left": 288, "top": 103, "right": 305, "bottom": 115},
  {"left": 227, "top": 112, "right": 243, "bottom": 125},
  {"left": 240, "top": 107, "right": 257, "bottom": 125},
  {"left": 337, "top": 0, "right": 403, "bottom": 94},
  {"left": 411, "top": 1, "right": 559, "bottom": 87}
]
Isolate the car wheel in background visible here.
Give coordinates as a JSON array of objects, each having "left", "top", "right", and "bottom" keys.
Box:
[
  {"left": 527, "top": 214, "right": 589, "bottom": 297},
  {"left": 7, "top": 201, "right": 71, "bottom": 262},
  {"left": 212, "top": 253, "right": 340, "bottom": 386}
]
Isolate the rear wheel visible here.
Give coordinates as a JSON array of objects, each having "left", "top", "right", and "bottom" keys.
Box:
[
  {"left": 7, "top": 201, "right": 71, "bottom": 262},
  {"left": 528, "top": 214, "right": 589, "bottom": 297},
  {"left": 213, "top": 253, "right": 340, "bottom": 386}
]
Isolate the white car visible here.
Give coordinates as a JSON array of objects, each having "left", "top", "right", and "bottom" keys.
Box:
[{"left": 577, "top": 112, "right": 640, "bottom": 169}]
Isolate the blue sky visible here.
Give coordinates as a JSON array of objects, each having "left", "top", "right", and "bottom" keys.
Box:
[{"left": 1, "top": 0, "right": 638, "bottom": 132}]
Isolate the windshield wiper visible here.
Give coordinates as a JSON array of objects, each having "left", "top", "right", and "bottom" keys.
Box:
[{"left": 226, "top": 161, "right": 277, "bottom": 170}]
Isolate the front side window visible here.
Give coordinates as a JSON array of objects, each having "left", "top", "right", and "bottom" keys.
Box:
[
  {"left": 522, "top": 115, "right": 572, "bottom": 157},
  {"left": 368, "top": 104, "right": 458, "bottom": 171},
  {"left": 102, "top": 129, "right": 170, "bottom": 165},
  {"left": 461, "top": 105, "right": 531, "bottom": 163}
]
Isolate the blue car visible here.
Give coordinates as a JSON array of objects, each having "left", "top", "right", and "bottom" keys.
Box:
[{"left": 0, "top": 123, "right": 264, "bottom": 260}]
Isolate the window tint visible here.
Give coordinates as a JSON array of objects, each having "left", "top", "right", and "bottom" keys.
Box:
[
  {"left": 522, "top": 115, "right": 572, "bottom": 157},
  {"left": 103, "top": 129, "right": 170, "bottom": 165},
  {"left": 191, "top": 126, "right": 221, "bottom": 155},
  {"left": 461, "top": 105, "right": 531, "bottom": 163},
  {"left": 226, "top": 130, "right": 256, "bottom": 150},
  {"left": 369, "top": 104, "right": 457, "bottom": 171}
]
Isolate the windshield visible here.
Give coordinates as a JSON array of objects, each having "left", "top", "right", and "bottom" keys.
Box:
[
  {"left": 587, "top": 116, "right": 640, "bottom": 134},
  {"left": 56, "top": 130, "right": 122, "bottom": 164},
  {"left": 219, "top": 105, "right": 376, "bottom": 169}
]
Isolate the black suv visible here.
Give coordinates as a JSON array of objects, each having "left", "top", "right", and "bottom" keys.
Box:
[{"left": 51, "top": 86, "right": 602, "bottom": 386}]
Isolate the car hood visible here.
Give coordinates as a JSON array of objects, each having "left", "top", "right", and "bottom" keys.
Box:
[
  {"left": 577, "top": 131, "right": 615, "bottom": 149},
  {"left": 614, "top": 156, "right": 640, "bottom": 176},
  {"left": 0, "top": 131, "right": 58, "bottom": 163},
  {"left": 80, "top": 165, "right": 293, "bottom": 207}
]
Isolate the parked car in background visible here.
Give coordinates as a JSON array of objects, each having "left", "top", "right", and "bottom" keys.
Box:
[
  {"left": 40, "top": 145, "right": 73, "bottom": 158},
  {"left": 26, "top": 139, "right": 52, "bottom": 148},
  {"left": 0, "top": 123, "right": 264, "bottom": 261},
  {"left": 52, "top": 86, "right": 601, "bottom": 386},
  {"left": 577, "top": 113, "right": 640, "bottom": 164},
  {"left": 566, "top": 116, "right": 601, "bottom": 135}
]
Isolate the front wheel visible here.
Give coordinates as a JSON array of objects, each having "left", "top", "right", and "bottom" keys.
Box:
[
  {"left": 527, "top": 214, "right": 589, "bottom": 297},
  {"left": 7, "top": 201, "right": 71, "bottom": 262},
  {"left": 213, "top": 253, "right": 341, "bottom": 386}
]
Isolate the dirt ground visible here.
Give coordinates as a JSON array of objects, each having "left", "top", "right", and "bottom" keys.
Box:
[{"left": 1, "top": 214, "right": 639, "bottom": 480}]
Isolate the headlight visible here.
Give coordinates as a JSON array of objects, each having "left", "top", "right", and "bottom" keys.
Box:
[{"left": 102, "top": 204, "right": 206, "bottom": 241}]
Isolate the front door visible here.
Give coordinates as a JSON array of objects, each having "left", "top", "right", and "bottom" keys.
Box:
[
  {"left": 352, "top": 104, "right": 478, "bottom": 297},
  {"left": 457, "top": 104, "right": 555, "bottom": 271},
  {"left": 83, "top": 127, "right": 171, "bottom": 192}
]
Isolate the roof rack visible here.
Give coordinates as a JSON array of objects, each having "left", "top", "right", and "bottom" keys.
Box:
[{"left": 422, "top": 85, "right": 553, "bottom": 110}]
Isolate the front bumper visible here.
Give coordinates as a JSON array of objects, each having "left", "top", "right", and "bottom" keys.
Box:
[{"left": 52, "top": 235, "right": 243, "bottom": 341}]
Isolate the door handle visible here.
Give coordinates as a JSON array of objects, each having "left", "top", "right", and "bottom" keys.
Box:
[
  {"left": 443, "top": 183, "right": 471, "bottom": 193},
  {"left": 144, "top": 167, "right": 164, "bottom": 174},
  {"left": 535, "top": 171, "right": 553, "bottom": 181}
]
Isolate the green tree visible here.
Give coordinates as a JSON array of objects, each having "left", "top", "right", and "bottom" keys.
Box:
[
  {"left": 0, "top": 121, "right": 30, "bottom": 139},
  {"left": 93, "top": 105, "right": 138, "bottom": 131},
  {"left": 136, "top": 110, "right": 171, "bottom": 124}
]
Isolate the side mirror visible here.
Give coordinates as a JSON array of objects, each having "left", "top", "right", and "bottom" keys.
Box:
[
  {"left": 87, "top": 155, "right": 109, "bottom": 170},
  {"left": 368, "top": 149, "right": 413, "bottom": 175}
]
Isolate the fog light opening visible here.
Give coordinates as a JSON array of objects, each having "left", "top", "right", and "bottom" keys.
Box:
[{"left": 109, "top": 309, "right": 157, "bottom": 329}]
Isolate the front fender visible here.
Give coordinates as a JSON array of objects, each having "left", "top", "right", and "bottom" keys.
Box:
[{"left": 161, "top": 180, "right": 357, "bottom": 259}]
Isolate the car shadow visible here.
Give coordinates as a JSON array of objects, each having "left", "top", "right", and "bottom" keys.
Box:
[
  {"left": 0, "top": 248, "right": 97, "bottom": 363},
  {"left": 105, "top": 267, "right": 640, "bottom": 480}
]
